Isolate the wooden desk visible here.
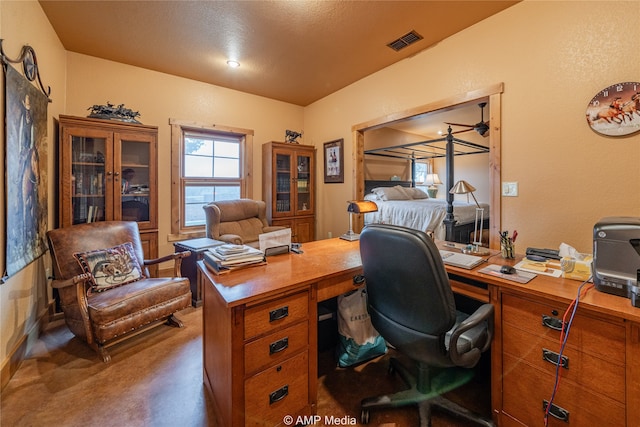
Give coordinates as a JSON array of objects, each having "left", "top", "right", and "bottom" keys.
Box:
[{"left": 198, "top": 239, "right": 640, "bottom": 426}]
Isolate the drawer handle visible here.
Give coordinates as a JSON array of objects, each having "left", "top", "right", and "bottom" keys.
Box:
[
  {"left": 543, "top": 400, "right": 570, "bottom": 423},
  {"left": 542, "top": 314, "right": 566, "bottom": 331},
  {"left": 542, "top": 348, "right": 569, "bottom": 369},
  {"left": 269, "top": 385, "right": 289, "bottom": 405},
  {"left": 353, "top": 275, "right": 365, "bottom": 285},
  {"left": 269, "top": 337, "right": 289, "bottom": 355},
  {"left": 269, "top": 306, "right": 289, "bottom": 322}
]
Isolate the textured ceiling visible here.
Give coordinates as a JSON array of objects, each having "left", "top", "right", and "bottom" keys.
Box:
[{"left": 39, "top": 0, "right": 518, "bottom": 107}]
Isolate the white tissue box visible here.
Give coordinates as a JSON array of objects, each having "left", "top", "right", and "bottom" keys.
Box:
[{"left": 561, "top": 254, "right": 592, "bottom": 281}]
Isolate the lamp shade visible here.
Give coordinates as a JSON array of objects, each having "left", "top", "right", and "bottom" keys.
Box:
[
  {"left": 449, "top": 180, "right": 476, "bottom": 194},
  {"left": 424, "top": 174, "right": 442, "bottom": 186},
  {"left": 450, "top": 180, "right": 479, "bottom": 207},
  {"left": 347, "top": 200, "right": 378, "bottom": 214}
]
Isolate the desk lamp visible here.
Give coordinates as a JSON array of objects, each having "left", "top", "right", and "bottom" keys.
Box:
[
  {"left": 450, "top": 180, "right": 488, "bottom": 255},
  {"left": 424, "top": 173, "right": 443, "bottom": 198},
  {"left": 340, "top": 200, "right": 378, "bottom": 241}
]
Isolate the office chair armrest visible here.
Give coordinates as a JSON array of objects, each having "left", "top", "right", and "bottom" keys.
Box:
[
  {"left": 144, "top": 251, "right": 191, "bottom": 277},
  {"left": 449, "top": 303, "right": 494, "bottom": 368}
]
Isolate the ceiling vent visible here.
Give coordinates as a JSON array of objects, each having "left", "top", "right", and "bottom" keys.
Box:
[{"left": 387, "top": 30, "right": 423, "bottom": 52}]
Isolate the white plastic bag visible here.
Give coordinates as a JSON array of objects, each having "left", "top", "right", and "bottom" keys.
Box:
[{"left": 335, "top": 289, "right": 387, "bottom": 367}]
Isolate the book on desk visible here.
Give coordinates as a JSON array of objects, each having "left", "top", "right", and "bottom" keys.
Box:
[
  {"left": 203, "top": 244, "right": 266, "bottom": 274},
  {"left": 439, "top": 250, "right": 485, "bottom": 269}
]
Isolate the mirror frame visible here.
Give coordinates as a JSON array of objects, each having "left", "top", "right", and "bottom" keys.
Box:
[{"left": 351, "top": 83, "right": 503, "bottom": 249}]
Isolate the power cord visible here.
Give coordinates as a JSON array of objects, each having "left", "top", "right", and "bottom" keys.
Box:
[{"left": 544, "top": 277, "right": 594, "bottom": 426}]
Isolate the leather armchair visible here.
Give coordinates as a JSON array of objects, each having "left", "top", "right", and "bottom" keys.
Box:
[
  {"left": 47, "top": 221, "right": 192, "bottom": 363},
  {"left": 358, "top": 223, "right": 495, "bottom": 426},
  {"left": 203, "top": 198, "right": 285, "bottom": 248}
]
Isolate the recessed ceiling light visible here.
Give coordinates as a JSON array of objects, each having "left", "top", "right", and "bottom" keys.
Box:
[{"left": 226, "top": 60, "right": 240, "bottom": 68}]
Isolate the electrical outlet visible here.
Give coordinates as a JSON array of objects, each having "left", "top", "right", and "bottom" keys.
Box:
[{"left": 502, "top": 182, "right": 518, "bottom": 197}]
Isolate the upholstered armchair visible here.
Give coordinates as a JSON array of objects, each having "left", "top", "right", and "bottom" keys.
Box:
[
  {"left": 46, "top": 221, "right": 192, "bottom": 363},
  {"left": 203, "top": 199, "right": 286, "bottom": 248}
]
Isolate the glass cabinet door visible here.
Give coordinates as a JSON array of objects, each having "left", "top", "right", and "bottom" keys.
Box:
[
  {"left": 118, "top": 137, "right": 152, "bottom": 225},
  {"left": 70, "top": 133, "right": 110, "bottom": 224},
  {"left": 275, "top": 152, "right": 292, "bottom": 216},
  {"left": 295, "top": 153, "right": 313, "bottom": 215}
]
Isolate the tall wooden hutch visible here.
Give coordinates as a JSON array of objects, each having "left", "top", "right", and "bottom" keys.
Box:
[
  {"left": 262, "top": 141, "right": 315, "bottom": 242},
  {"left": 57, "top": 115, "right": 158, "bottom": 272}
]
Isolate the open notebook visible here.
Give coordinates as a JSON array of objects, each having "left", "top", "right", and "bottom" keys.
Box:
[{"left": 439, "top": 250, "right": 485, "bottom": 269}]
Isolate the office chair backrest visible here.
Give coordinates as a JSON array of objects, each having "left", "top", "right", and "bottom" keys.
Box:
[{"left": 359, "top": 223, "right": 457, "bottom": 366}]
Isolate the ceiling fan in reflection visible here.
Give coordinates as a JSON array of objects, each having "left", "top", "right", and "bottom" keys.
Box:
[{"left": 445, "top": 102, "right": 490, "bottom": 137}]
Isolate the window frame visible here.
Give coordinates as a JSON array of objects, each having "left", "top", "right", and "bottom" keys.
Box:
[{"left": 170, "top": 119, "right": 253, "bottom": 239}]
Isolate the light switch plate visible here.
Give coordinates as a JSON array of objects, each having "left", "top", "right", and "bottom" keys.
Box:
[{"left": 502, "top": 182, "right": 518, "bottom": 197}]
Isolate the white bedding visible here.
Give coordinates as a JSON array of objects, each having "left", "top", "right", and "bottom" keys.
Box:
[{"left": 364, "top": 197, "right": 489, "bottom": 240}]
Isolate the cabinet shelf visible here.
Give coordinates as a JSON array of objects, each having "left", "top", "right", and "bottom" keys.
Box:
[
  {"left": 59, "top": 115, "right": 159, "bottom": 274},
  {"left": 263, "top": 142, "right": 316, "bottom": 243}
]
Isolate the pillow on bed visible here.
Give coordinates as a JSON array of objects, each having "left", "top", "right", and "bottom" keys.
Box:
[
  {"left": 371, "top": 186, "right": 410, "bottom": 201},
  {"left": 403, "top": 187, "right": 429, "bottom": 199}
]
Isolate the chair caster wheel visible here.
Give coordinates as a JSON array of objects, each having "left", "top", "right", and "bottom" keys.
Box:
[{"left": 361, "top": 409, "right": 370, "bottom": 424}]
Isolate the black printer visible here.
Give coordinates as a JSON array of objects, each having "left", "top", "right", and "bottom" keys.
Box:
[{"left": 593, "top": 217, "right": 640, "bottom": 307}]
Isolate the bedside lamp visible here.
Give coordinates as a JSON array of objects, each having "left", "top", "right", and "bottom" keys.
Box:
[
  {"left": 450, "top": 180, "right": 487, "bottom": 253},
  {"left": 424, "top": 173, "right": 443, "bottom": 198},
  {"left": 340, "top": 200, "right": 378, "bottom": 241}
]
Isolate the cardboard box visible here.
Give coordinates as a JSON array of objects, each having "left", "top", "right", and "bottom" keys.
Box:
[{"left": 561, "top": 255, "right": 593, "bottom": 281}]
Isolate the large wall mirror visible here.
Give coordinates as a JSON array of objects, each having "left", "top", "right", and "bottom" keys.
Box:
[{"left": 352, "top": 83, "right": 503, "bottom": 249}]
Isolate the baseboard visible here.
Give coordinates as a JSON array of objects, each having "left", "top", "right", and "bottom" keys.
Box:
[{"left": 0, "top": 300, "right": 57, "bottom": 391}]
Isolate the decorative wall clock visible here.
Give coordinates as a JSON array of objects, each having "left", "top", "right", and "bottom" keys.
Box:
[{"left": 586, "top": 81, "right": 640, "bottom": 136}]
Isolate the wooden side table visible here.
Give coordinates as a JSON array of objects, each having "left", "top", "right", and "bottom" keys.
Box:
[{"left": 173, "top": 237, "right": 223, "bottom": 306}]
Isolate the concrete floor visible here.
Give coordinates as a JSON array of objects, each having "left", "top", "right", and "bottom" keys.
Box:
[{"left": 1, "top": 307, "right": 491, "bottom": 426}]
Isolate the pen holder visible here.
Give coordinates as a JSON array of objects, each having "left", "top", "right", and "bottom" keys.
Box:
[{"left": 501, "top": 241, "right": 515, "bottom": 259}]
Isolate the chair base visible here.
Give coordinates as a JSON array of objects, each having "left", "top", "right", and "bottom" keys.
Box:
[
  {"left": 93, "top": 313, "right": 186, "bottom": 363},
  {"left": 360, "top": 357, "right": 494, "bottom": 427}
]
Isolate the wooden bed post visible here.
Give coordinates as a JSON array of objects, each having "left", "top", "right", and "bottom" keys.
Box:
[{"left": 443, "top": 127, "right": 456, "bottom": 240}]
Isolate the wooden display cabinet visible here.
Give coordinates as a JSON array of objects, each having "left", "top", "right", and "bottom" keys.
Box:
[
  {"left": 58, "top": 115, "right": 158, "bottom": 273},
  {"left": 262, "top": 141, "right": 315, "bottom": 242}
]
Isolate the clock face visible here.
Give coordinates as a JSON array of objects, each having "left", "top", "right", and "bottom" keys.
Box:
[{"left": 586, "top": 82, "right": 640, "bottom": 136}]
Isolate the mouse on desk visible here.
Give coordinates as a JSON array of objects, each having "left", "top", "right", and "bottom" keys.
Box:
[{"left": 500, "top": 265, "right": 517, "bottom": 275}]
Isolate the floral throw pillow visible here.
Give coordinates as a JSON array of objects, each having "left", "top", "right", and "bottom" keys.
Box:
[{"left": 74, "top": 242, "right": 145, "bottom": 292}]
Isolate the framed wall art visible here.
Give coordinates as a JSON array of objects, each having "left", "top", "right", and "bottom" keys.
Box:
[
  {"left": 2, "top": 42, "right": 51, "bottom": 281},
  {"left": 323, "top": 138, "right": 344, "bottom": 183}
]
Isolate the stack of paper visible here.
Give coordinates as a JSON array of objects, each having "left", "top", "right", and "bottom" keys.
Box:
[
  {"left": 439, "top": 250, "right": 485, "bottom": 269},
  {"left": 203, "top": 244, "right": 266, "bottom": 273}
]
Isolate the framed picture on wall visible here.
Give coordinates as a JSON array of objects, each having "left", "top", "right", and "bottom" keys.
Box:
[{"left": 323, "top": 138, "right": 344, "bottom": 183}]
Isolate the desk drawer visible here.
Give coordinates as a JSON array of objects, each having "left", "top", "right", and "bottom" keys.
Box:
[
  {"left": 502, "top": 294, "right": 625, "bottom": 364},
  {"left": 245, "top": 321, "right": 309, "bottom": 375},
  {"left": 245, "top": 291, "right": 309, "bottom": 340},
  {"left": 245, "top": 350, "right": 309, "bottom": 426},
  {"left": 502, "top": 353, "right": 624, "bottom": 426},
  {"left": 502, "top": 322, "right": 625, "bottom": 403},
  {"left": 317, "top": 272, "right": 362, "bottom": 302}
]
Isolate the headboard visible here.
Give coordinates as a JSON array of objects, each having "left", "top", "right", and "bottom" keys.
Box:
[{"left": 364, "top": 180, "right": 412, "bottom": 195}]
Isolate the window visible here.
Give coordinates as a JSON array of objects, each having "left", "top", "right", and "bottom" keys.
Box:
[
  {"left": 170, "top": 120, "right": 253, "bottom": 237},
  {"left": 414, "top": 162, "right": 428, "bottom": 184}
]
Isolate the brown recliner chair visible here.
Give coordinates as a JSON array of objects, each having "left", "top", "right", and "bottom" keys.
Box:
[
  {"left": 47, "top": 221, "right": 192, "bottom": 363},
  {"left": 203, "top": 199, "right": 286, "bottom": 248}
]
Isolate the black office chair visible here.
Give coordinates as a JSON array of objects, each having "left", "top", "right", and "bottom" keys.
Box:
[{"left": 358, "top": 224, "right": 495, "bottom": 426}]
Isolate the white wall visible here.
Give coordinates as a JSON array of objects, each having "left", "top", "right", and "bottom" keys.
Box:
[
  {"left": 0, "top": 0, "right": 67, "bottom": 378},
  {"left": 305, "top": 0, "right": 640, "bottom": 253}
]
